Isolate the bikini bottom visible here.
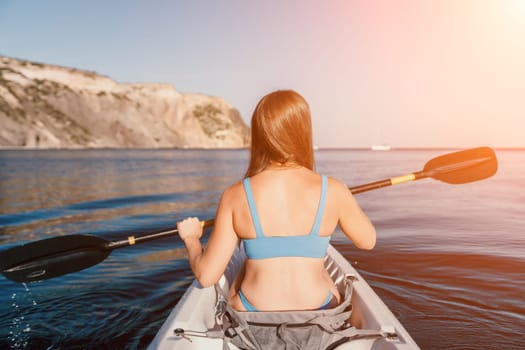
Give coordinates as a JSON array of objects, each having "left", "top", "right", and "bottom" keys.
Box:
[{"left": 238, "top": 289, "right": 334, "bottom": 312}]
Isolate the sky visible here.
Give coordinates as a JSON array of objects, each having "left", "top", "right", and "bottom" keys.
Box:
[{"left": 0, "top": 0, "right": 524, "bottom": 148}]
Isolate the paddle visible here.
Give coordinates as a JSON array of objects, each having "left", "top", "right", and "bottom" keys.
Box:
[
  {"left": 0, "top": 147, "right": 497, "bottom": 283},
  {"left": 350, "top": 147, "right": 497, "bottom": 194},
  {"left": 0, "top": 220, "right": 216, "bottom": 283}
]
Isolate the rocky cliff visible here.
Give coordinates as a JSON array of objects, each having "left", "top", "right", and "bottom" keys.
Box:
[{"left": 0, "top": 56, "right": 250, "bottom": 148}]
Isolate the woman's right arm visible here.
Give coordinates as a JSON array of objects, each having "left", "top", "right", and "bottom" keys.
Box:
[
  {"left": 178, "top": 185, "right": 240, "bottom": 288},
  {"left": 334, "top": 179, "right": 376, "bottom": 250}
]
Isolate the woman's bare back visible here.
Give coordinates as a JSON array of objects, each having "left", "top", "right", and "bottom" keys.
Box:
[{"left": 228, "top": 167, "right": 343, "bottom": 311}]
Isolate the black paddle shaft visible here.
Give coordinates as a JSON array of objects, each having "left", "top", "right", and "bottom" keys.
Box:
[{"left": 0, "top": 148, "right": 497, "bottom": 283}]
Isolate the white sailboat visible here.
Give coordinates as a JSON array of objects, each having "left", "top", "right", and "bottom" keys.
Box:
[
  {"left": 371, "top": 129, "right": 391, "bottom": 151},
  {"left": 371, "top": 144, "right": 391, "bottom": 151}
]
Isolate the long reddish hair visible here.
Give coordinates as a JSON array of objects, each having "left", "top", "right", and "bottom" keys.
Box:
[{"left": 245, "top": 90, "right": 314, "bottom": 177}]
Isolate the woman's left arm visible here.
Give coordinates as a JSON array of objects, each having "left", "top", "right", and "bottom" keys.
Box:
[{"left": 177, "top": 187, "right": 239, "bottom": 288}]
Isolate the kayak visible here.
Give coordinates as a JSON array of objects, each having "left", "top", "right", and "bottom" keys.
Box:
[{"left": 148, "top": 244, "right": 420, "bottom": 349}]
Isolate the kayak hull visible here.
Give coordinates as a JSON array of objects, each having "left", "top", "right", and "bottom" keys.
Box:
[{"left": 148, "top": 244, "right": 419, "bottom": 349}]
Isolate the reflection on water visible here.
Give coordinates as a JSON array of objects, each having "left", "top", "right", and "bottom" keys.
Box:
[
  {"left": 343, "top": 244, "right": 525, "bottom": 349},
  {"left": 0, "top": 149, "right": 247, "bottom": 244},
  {"left": 0, "top": 149, "right": 524, "bottom": 349}
]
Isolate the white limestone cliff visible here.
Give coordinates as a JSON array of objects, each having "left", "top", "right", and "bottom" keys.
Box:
[{"left": 0, "top": 56, "right": 250, "bottom": 149}]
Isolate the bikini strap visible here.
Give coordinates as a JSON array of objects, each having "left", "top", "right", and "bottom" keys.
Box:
[
  {"left": 310, "top": 175, "right": 328, "bottom": 236},
  {"left": 243, "top": 178, "right": 264, "bottom": 238}
]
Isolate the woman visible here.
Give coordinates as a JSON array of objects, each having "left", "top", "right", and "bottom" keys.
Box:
[{"left": 177, "top": 90, "right": 376, "bottom": 312}]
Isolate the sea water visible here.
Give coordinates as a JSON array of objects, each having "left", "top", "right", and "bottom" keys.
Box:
[{"left": 0, "top": 149, "right": 523, "bottom": 349}]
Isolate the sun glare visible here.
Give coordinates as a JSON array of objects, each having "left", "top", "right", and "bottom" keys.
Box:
[{"left": 502, "top": 0, "right": 525, "bottom": 23}]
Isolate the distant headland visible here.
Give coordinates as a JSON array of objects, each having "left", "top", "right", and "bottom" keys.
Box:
[{"left": 0, "top": 56, "right": 250, "bottom": 149}]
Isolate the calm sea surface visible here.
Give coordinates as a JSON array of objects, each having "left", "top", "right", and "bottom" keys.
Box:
[{"left": 0, "top": 149, "right": 523, "bottom": 349}]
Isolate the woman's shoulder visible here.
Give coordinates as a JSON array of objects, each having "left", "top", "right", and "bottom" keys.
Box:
[
  {"left": 221, "top": 179, "right": 246, "bottom": 201},
  {"left": 324, "top": 175, "right": 347, "bottom": 190},
  {"left": 324, "top": 175, "right": 353, "bottom": 199}
]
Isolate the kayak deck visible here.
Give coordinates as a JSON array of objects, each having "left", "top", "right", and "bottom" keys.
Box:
[{"left": 148, "top": 245, "right": 420, "bottom": 349}]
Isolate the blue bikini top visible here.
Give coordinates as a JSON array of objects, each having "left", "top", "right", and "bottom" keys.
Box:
[{"left": 241, "top": 174, "right": 331, "bottom": 260}]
